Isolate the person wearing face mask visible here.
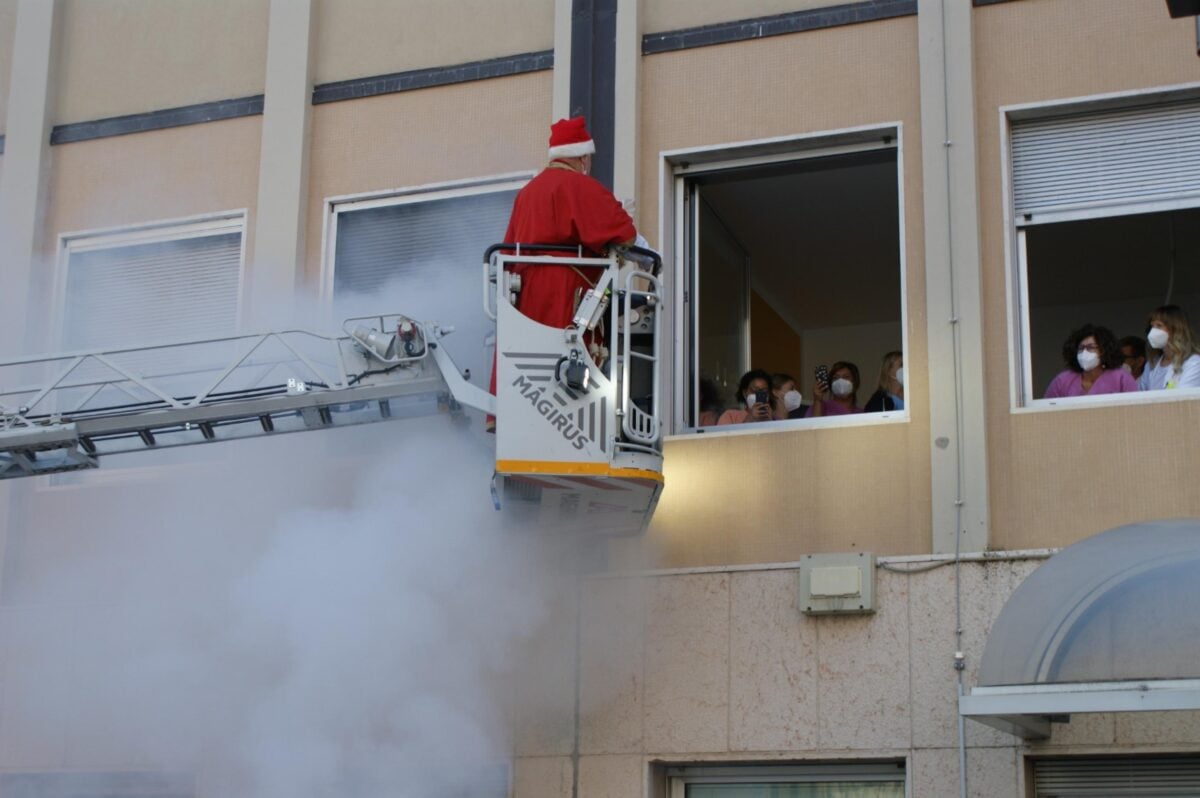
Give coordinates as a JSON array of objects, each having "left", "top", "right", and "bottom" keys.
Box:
[
  {"left": 717, "top": 369, "right": 777, "bottom": 425},
  {"left": 864, "top": 351, "right": 904, "bottom": 412},
  {"left": 1044, "top": 324, "right": 1136, "bottom": 398},
  {"left": 1137, "top": 305, "right": 1200, "bottom": 391},
  {"left": 806, "top": 361, "right": 863, "bottom": 417},
  {"left": 771, "top": 373, "right": 805, "bottom": 419}
]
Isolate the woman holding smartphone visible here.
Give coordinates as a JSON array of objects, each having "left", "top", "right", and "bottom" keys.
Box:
[
  {"left": 806, "top": 361, "right": 864, "bottom": 418},
  {"left": 717, "top": 369, "right": 781, "bottom": 424}
]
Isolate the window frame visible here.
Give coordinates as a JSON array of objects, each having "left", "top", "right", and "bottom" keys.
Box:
[
  {"left": 318, "top": 171, "right": 534, "bottom": 306},
  {"left": 665, "top": 762, "right": 907, "bottom": 797},
  {"left": 52, "top": 210, "right": 248, "bottom": 353},
  {"left": 657, "top": 123, "right": 910, "bottom": 438},
  {"left": 1001, "top": 82, "right": 1200, "bottom": 412},
  {"left": 37, "top": 210, "right": 248, "bottom": 490}
]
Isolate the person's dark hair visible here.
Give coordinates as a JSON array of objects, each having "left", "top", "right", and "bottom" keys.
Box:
[
  {"left": 1118, "top": 335, "right": 1145, "bottom": 360},
  {"left": 736, "top": 368, "right": 774, "bottom": 405},
  {"left": 1062, "top": 324, "right": 1122, "bottom": 372},
  {"left": 828, "top": 360, "right": 861, "bottom": 402},
  {"left": 770, "top": 372, "right": 796, "bottom": 392}
]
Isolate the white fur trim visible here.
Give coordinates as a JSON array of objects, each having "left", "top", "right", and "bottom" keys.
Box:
[{"left": 548, "top": 140, "right": 595, "bottom": 158}]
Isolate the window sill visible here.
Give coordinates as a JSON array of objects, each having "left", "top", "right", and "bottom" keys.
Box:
[
  {"left": 1016, "top": 386, "right": 1200, "bottom": 414},
  {"left": 667, "top": 409, "right": 909, "bottom": 441}
]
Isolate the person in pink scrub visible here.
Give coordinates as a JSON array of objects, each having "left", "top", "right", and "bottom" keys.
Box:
[
  {"left": 1043, "top": 324, "right": 1137, "bottom": 398},
  {"left": 806, "top": 361, "right": 864, "bottom": 417},
  {"left": 717, "top": 369, "right": 780, "bottom": 425}
]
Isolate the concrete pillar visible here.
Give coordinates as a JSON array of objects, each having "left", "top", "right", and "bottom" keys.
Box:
[
  {"left": 247, "top": 0, "right": 315, "bottom": 328},
  {"left": 611, "top": 0, "right": 640, "bottom": 210},
  {"left": 0, "top": 0, "right": 60, "bottom": 358},
  {"left": 918, "top": 0, "right": 989, "bottom": 554}
]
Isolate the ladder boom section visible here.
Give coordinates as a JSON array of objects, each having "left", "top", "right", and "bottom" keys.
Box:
[{"left": 0, "top": 315, "right": 488, "bottom": 480}]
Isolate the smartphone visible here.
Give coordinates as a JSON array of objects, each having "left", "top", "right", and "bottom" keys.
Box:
[
  {"left": 815, "top": 365, "right": 830, "bottom": 392},
  {"left": 751, "top": 389, "right": 769, "bottom": 406}
]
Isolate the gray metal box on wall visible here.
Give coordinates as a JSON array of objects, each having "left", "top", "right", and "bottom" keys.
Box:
[{"left": 799, "top": 552, "right": 876, "bottom": 615}]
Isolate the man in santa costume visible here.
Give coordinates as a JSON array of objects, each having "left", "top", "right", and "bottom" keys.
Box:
[{"left": 487, "top": 116, "right": 639, "bottom": 429}]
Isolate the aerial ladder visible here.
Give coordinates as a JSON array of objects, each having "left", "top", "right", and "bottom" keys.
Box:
[{"left": 0, "top": 246, "right": 665, "bottom": 536}]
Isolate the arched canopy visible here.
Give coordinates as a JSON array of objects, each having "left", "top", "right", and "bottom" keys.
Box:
[{"left": 961, "top": 519, "right": 1200, "bottom": 739}]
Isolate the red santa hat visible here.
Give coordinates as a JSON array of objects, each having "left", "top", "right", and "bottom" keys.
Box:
[{"left": 548, "top": 116, "right": 596, "bottom": 159}]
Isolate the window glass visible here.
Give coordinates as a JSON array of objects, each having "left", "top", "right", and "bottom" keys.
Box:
[
  {"left": 683, "top": 147, "right": 904, "bottom": 429},
  {"left": 64, "top": 230, "right": 241, "bottom": 350},
  {"left": 1022, "top": 207, "right": 1200, "bottom": 400},
  {"left": 332, "top": 187, "right": 518, "bottom": 393}
]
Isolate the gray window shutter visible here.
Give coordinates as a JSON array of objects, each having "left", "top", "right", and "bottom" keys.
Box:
[
  {"left": 63, "top": 231, "right": 242, "bottom": 350},
  {"left": 1034, "top": 756, "right": 1200, "bottom": 796},
  {"left": 333, "top": 189, "right": 516, "bottom": 296},
  {"left": 332, "top": 188, "right": 518, "bottom": 390},
  {"left": 1011, "top": 98, "right": 1200, "bottom": 220}
]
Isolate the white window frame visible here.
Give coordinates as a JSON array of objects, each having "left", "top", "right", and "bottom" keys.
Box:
[
  {"left": 657, "top": 123, "right": 910, "bottom": 439},
  {"left": 318, "top": 171, "right": 533, "bottom": 307},
  {"left": 1001, "top": 82, "right": 1200, "bottom": 413},
  {"left": 666, "top": 763, "right": 907, "bottom": 797},
  {"left": 38, "top": 210, "right": 248, "bottom": 490},
  {"left": 53, "top": 209, "right": 247, "bottom": 353}
]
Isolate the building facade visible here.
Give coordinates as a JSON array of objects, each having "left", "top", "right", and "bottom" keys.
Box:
[{"left": 2, "top": 0, "right": 1200, "bottom": 796}]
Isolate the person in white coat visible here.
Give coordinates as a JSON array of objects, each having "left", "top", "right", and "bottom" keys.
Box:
[{"left": 1138, "top": 305, "right": 1200, "bottom": 391}]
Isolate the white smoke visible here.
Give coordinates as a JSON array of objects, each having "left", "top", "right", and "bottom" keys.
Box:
[{"left": 0, "top": 256, "right": 594, "bottom": 797}]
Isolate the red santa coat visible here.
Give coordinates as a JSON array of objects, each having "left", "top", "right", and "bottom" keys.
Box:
[
  {"left": 504, "top": 163, "right": 637, "bottom": 328},
  {"left": 488, "top": 163, "right": 636, "bottom": 404}
]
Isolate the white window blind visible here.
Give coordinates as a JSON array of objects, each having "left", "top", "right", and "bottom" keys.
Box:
[
  {"left": 333, "top": 189, "right": 516, "bottom": 296},
  {"left": 63, "top": 229, "right": 242, "bottom": 351},
  {"left": 1011, "top": 98, "right": 1200, "bottom": 220},
  {"left": 1034, "top": 756, "right": 1200, "bottom": 796}
]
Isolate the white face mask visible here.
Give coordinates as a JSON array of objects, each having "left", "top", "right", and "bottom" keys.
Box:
[
  {"left": 1121, "top": 363, "right": 1133, "bottom": 375},
  {"left": 783, "top": 390, "right": 802, "bottom": 411},
  {"left": 1076, "top": 350, "right": 1100, "bottom": 372},
  {"left": 1148, "top": 327, "right": 1169, "bottom": 350},
  {"left": 831, "top": 378, "right": 854, "bottom": 398},
  {"left": 894, "top": 367, "right": 905, "bottom": 386}
]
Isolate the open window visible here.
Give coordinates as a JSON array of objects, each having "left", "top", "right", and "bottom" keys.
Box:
[
  {"left": 1008, "top": 94, "right": 1200, "bottom": 406},
  {"left": 675, "top": 135, "right": 905, "bottom": 431}
]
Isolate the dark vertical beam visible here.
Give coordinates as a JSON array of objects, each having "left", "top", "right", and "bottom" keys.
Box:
[{"left": 570, "top": 0, "right": 618, "bottom": 189}]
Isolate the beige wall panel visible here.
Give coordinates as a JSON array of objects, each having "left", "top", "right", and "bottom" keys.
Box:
[
  {"left": 577, "top": 754, "right": 645, "bottom": 798},
  {"left": 728, "top": 570, "right": 818, "bottom": 752},
  {"left": 55, "top": 0, "right": 269, "bottom": 125},
  {"left": 642, "top": 573, "right": 729, "bottom": 754},
  {"left": 973, "top": 0, "right": 1200, "bottom": 552},
  {"left": 626, "top": 18, "right": 931, "bottom": 569},
  {"left": 512, "top": 756, "right": 573, "bottom": 798},
  {"left": 814, "top": 571, "right": 910, "bottom": 750},
  {"left": 0, "top": 0, "right": 16, "bottom": 131},
  {"left": 314, "top": 0, "right": 555, "bottom": 85},
  {"left": 305, "top": 72, "right": 551, "bottom": 288},
  {"left": 645, "top": 0, "right": 856, "bottom": 36},
  {"left": 580, "top": 577, "right": 646, "bottom": 755},
  {"left": 39, "top": 118, "right": 261, "bottom": 320}
]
